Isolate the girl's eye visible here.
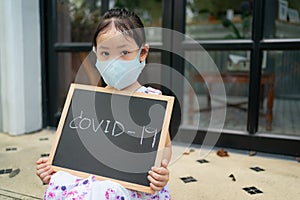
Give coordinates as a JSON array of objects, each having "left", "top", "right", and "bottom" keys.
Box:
[
  {"left": 101, "top": 51, "right": 109, "bottom": 56},
  {"left": 121, "top": 50, "right": 130, "bottom": 56}
]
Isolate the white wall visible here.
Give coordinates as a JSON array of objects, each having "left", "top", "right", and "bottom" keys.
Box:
[{"left": 0, "top": 0, "right": 42, "bottom": 135}]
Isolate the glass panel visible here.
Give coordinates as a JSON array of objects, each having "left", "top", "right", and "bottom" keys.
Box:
[
  {"left": 109, "top": 0, "right": 163, "bottom": 42},
  {"left": 56, "top": 52, "right": 100, "bottom": 114},
  {"left": 264, "top": 0, "right": 300, "bottom": 38},
  {"left": 186, "top": 0, "right": 253, "bottom": 40},
  {"left": 57, "top": 0, "right": 162, "bottom": 42},
  {"left": 183, "top": 50, "right": 250, "bottom": 132},
  {"left": 258, "top": 50, "right": 300, "bottom": 136},
  {"left": 57, "top": 0, "right": 102, "bottom": 42}
]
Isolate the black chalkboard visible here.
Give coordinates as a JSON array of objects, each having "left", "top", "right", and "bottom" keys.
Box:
[{"left": 49, "top": 84, "right": 174, "bottom": 194}]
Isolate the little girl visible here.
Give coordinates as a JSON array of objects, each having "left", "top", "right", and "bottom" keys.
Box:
[{"left": 36, "top": 8, "right": 172, "bottom": 200}]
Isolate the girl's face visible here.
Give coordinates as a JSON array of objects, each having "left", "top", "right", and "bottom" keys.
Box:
[{"left": 95, "top": 27, "right": 146, "bottom": 62}]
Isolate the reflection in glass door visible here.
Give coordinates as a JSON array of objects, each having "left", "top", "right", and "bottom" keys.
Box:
[
  {"left": 183, "top": 0, "right": 254, "bottom": 132},
  {"left": 258, "top": 50, "right": 300, "bottom": 137},
  {"left": 183, "top": 50, "right": 251, "bottom": 132},
  {"left": 186, "top": 0, "right": 253, "bottom": 40}
]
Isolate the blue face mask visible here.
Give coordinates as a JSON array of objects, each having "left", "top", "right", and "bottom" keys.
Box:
[{"left": 95, "top": 48, "right": 145, "bottom": 90}]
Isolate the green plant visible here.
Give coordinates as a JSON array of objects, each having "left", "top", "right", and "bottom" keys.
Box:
[{"left": 222, "top": 4, "right": 252, "bottom": 39}]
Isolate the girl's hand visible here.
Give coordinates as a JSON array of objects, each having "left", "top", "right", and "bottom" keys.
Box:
[
  {"left": 36, "top": 157, "right": 54, "bottom": 184},
  {"left": 148, "top": 159, "right": 169, "bottom": 192}
]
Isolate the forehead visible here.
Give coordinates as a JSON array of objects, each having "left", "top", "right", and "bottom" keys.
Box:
[{"left": 96, "top": 27, "right": 138, "bottom": 49}]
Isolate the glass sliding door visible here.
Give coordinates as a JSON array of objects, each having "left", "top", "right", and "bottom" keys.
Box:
[
  {"left": 183, "top": 0, "right": 254, "bottom": 132},
  {"left": 42, "top": 0, "right": 300, "bottom": 155}
]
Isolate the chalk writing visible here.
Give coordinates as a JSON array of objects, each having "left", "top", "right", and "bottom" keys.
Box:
[
  {"left": 69, "top": 111, "right": 158, "bottom": 148},
  {"left": 140, "top": 126, "right": 158, "bottom": 148}
]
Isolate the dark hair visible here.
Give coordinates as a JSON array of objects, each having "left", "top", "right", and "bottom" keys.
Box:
[{"left": 92, "top": 8, "right": 146, "bottom": 48}]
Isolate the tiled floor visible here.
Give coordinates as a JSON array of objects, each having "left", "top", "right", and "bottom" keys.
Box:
[
  {"left": 169, "top": 144, "right": 300, "bottom": 200},
  {"left": 0, "top": 129, "right": 299, "bottom": 199}
]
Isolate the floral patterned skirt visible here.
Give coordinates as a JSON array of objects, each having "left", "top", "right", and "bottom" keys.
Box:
[{"left": 44, "top": 171, "right": 171, "bottom": 200}]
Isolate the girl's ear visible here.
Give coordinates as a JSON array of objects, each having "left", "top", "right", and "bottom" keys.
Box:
[{"left": 139, "top": 44, "right": 149, "bottom": 62}]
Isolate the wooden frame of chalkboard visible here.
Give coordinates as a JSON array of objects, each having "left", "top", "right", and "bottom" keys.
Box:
[{"left": 48, "top": 83, "right": 174, "bottom": 194}]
